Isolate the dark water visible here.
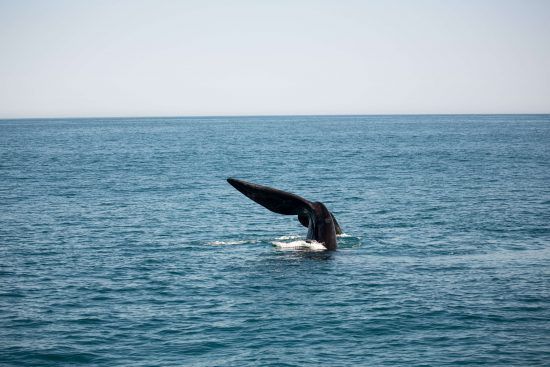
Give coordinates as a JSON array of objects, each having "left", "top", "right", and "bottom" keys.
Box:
[{"left": 1, "top": 115, "right": 549, "bottom": 366}]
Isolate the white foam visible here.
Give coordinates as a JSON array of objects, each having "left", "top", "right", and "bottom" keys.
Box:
[
  {"left": 337, "top": 233, "right": 352, "bottom": 238},
  {"left": 272, "top": 240, "right": 327, "bottom": 251},
  {"left": 275, "top": 235, "right": 302, "bottom": 240},
  {"left": 207, "top": 240, "right": 248, "bottom": 246}
]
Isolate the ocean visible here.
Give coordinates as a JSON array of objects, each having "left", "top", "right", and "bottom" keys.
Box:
[{"left": 1, "top": 115, "right": 549, "bottom": 366}]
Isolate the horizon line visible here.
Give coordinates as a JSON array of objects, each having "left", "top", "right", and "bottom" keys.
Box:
[{"left": 1, "top": 112, "right": 550, "bottom": 121}]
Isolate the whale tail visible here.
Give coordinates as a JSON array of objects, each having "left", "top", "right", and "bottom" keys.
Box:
[
  {"left": 297, "top": 212, "right": 342, "bottom": 234},
  {"left": 226, "top": 178, "right": 343, "bottom": 234},
  {"left": 227, "top": 178, "right": 312, "bottom": 215}
]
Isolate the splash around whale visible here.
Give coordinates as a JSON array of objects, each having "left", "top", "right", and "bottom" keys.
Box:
[{"left": 227, "top": 178, "right": 342, "bottom": 251}]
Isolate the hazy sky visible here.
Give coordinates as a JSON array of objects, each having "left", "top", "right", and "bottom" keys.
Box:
[{"left": 0, "top": 0, "right": 549, "bottom": 118}]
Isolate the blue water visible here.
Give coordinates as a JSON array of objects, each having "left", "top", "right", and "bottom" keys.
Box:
[{"left": 1, "top": 115, "right": 549, "bottom": 366}]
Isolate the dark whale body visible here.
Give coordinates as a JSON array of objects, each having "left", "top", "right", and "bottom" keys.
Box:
[{"left": 227, "top": 178, "right": 342, "bottom": 251}]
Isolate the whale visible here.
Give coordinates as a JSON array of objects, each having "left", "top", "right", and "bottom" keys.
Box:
[{"left": 227, "top": 178, "right": 342, "bottom": 251}]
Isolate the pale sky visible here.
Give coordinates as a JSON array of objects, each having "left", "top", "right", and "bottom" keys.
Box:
[{"left": 0, "top": 0, "right": 549, "bottom": 118}]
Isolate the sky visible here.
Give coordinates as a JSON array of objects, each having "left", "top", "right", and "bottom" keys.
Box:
[{"left": 0, "top": 0, "right": 549, "bottom": 118}]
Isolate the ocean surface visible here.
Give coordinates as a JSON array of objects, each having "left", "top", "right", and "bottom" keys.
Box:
[{"left": 1, "top": 115, "right": 549, "bottom": 366}]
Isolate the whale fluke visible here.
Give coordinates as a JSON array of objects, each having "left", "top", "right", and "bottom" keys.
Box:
[
  {"left": 227, "top": 178, "right": 312, "bottom": 215},
  {"left": 227, "top": 178, "right": 342, "bottom": 250}
]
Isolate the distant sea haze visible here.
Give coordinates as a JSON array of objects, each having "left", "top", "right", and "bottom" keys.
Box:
[{"left": 1, "top": 115, "right": 549, "bottom": 366}]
